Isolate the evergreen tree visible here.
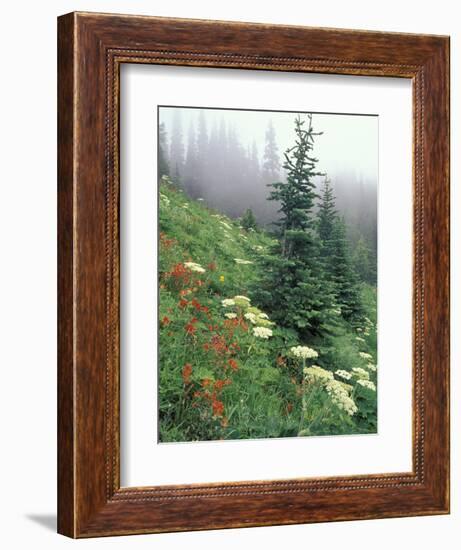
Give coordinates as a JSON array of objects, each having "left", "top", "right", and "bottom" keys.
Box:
[
  {"left": 317, "top": 177, "right": 337, "bottom": 244},
  {"left": 353, "top": 235, "right": 376, "bottom": 285},
  {"left": 253, "top": 115, "right": 335, "bottom": 337},
  {"left": 196, "top": 110, "right": 209, "bottom": 185},
  {"left": 248, "top": 141, "right": 260, "bottom": 183},
  {"left": 158, "top": 122, "right": 170, "bottom": 178},
  {"left": 262, "top": 120, "right": 280, "bottom": 183},
  {"left": 183, "top": 122, "right": 199, "bottom": 197},
  {"left": 241, "top": 208, "right": 258, "bottom": 231},
  {"left": 317, "top": 180, "right": 363, "bottom": 322},
  {"left": 329, "top": 218, "right": 363, "bottom": 322},
  {"left": 169, "top": 110, "right": 185, "bottom": 184}
]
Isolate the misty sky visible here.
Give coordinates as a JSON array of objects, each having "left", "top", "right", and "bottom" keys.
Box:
[{"left": 159, "top": 106, "right": 378, "bottom": 184}]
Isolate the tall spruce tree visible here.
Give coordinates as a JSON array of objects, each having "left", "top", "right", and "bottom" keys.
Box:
[
  {"left": 158, "top": 122, "right": 170, "bottom": 178},
  {"left": 252, "top": 115, "right": 335, "bottom": 337},
  {"left": 183, "top": 122, "right": 200, "bottom": 197},
  {"left": 317, "top": 177, "right": 336, "bottom": 244},
  {"left": 262, "top": 120, "right": 280, "bottom": 183},
  {"left": 317, "top": 179, "right": 363, "bottom": 322},
  {"left": 169, "top": 109, "right": 185, "bottom": 184},
  {"left": 353, "top": 235, "right": 376, "bottom": 285}
]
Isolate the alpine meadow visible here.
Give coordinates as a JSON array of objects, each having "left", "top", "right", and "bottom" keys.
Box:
[{"left": 157, "top": 106, "right": 378, "bottom": 443}]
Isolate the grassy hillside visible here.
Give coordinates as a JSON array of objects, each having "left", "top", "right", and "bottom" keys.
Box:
[{"left": 158, "top": 176, "right": 377, "bottom": 442}]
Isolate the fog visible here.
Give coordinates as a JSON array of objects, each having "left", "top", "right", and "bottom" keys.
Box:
[{"left": 158, "top": 106, "right": 377, "bottom": 255}]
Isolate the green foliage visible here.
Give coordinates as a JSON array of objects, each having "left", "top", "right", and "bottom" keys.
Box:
[
  {"left": 252, "top": 115, "right": 336, "bottom": 338},
  {"left": 316, "top": 179, "right": 363, "bottom": 323},
  {"left": 353, "top": 235, "right": 377, "bottom": 285},
  {"left": 240, "top": 208, "right": 258, "bottom": 231},
  {"left": 158, "top": 175, "right": 377, "bottom": 443},
  {"left": 158, "top": 122, "right": 170, "bottom": 177}
]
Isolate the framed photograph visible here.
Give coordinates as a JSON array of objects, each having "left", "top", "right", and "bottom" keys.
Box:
[{"left": 58, "top": 12, "right": 450, "bottom": 537}]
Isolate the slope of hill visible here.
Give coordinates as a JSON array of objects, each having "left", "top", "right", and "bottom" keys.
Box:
[{"left": 158, "top": 176, "right": 377, "bottom": 442}]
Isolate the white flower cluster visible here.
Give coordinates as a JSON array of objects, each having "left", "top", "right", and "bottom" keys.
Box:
[
  {"left": 335, "top": 369, "right": 352, "bottom": 381},
  {"left": 325, "top": 380, "right": 358, "bottom": 416},
  {"left": 159, "top": 193, "right": 170, "bottom": 206},
  {"left": 253, "top": 326, "right": 273, "bottom": 339},
  {"left": 222, "top": 299, "right": 236, "bottom": 307},
  {"left": 225, "top": 313, "right": 237, "bottom": 319},
  {"left": 291, "top": 345, "right": 319, "bottom": 360},
  {"left": 352, "top": 367, "right": 370, "bottom": 380},
  {"left": 359, "top": 352, "right": 373, "bottom": 360},
  {"left": 234, "top": 258, "right": 253, "bottom": 265},
  {"left": 366, "top": 363, "right": 377, "bottom": 372},
  {"left": 220, "top": 220, "right": 233, "bottom": 230},
  {"left": 234, "top": 295, "right": 250, "bottom": 302},
  {"left": 184, "top": 261, "right": 205, "bottom": 273},
  {"left": 303, "top": 365, "right": 333, "bottom": 383},
  {"left": 357, "top": 379, "right": 376, "bottom": 391},
  {"left": 355, "top": 336, "right": 365, "bottom": 342},
  {"left": 244, "top": 312, "right": 258, "bottom": 324}
]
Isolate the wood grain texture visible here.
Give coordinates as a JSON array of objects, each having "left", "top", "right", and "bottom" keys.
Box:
[{"left": 57, "top": 12, "right": 450, "bottom": 538}]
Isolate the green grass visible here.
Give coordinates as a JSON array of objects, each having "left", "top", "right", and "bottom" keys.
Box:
[{"left": 158, "top": 177, "right": 377, "bottom": 442}]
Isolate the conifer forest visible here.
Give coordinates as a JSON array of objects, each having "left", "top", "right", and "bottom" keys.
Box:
[{"left": 158, "top": 107, "right": 378, "bottom": 442}]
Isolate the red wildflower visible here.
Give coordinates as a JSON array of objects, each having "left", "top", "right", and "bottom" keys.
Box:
[
  {"left": 185, "top": 322, "right": 196, "bottom": 335},
  {"left": 212, "top": 399, "right": 225, "bottom": 417},
  {"left": 201, "top": 378, "right": 212, "bottom": 388},
  {"left": 179, "top": 298, "right": 188, "bottom": 308},
  {"left": 207, "top": 262, "right": 217, "bottom": 271},
  {"left": 214, "top": 379, "right": 230, "bottom": 391},
  {"left": 161, "top": 316, "right": 171, "bottom": 326},
  {"left": 182, "top": 363, "right": 192, "bottom": 384},
  {"left": 191, "top": 298, "right": 202, "bottom": 311},
  {"left": 211, "top": 335, "right": 228, "bottom": 355},
  {"left": 228, "top": 358, "right": 239, "bottom": 372}
]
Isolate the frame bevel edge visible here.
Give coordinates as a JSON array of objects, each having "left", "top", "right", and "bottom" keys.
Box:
[{"left": 57, "top": 11, "right": 77, "bottom": 539}]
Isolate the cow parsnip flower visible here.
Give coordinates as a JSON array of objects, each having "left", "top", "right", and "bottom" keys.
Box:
[
  {"left": 359, "top": 351, "right": 373, "bottom": 360},
  {"left": 357, "top": 379, "right": 376, "bottom": 391},
  {"left": 335, "top": 369, "right": 352, "bottom": 380},
  {"left": 291, "top": 345, "right": 319, "bottom": 360},
  {"left": 253, "top": 327, "right": 273, "bottom": 339},
  {"left": 325, "top": 380, "right": 358, "bottom": 416},
  {"left": 244, "top": 312, "right": 258, "bottom": 324},
  {"left": 184, "top": 261, "right": 205, "bottom": 273},
  {"left": 222, "top": 298, "right": 236, "bottom": 307},
  {"left": 352, "top": 367, "right": 370, "bottom": 380},
  {"left": 303, "top": 365, "right": 333, "bottom": 382},
  {"left": 225, "top": 313, "right": 237, "bottom": 319}
]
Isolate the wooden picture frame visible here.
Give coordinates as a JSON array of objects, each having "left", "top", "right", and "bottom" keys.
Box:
[{"left": 57, "top": 12, "right": 450, "bottom": 538}]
